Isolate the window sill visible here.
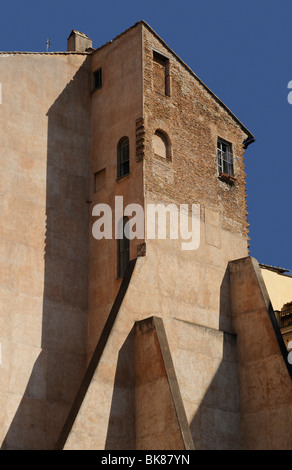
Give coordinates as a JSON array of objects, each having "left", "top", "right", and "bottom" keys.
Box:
[
  {"left": 91, "top": 86, "right": 102, "bottom": 95},
  {"left": 154, "top": 91, "right": 171, "bottom": 99},
  {"left": 219, "top": 172, "right": 236, "bottom": 185},
  {"left": 154, "top": 153, "right": 171, "bottom": 161},
  {"left": 116, "top": 172, "right": 131, "bottom": 182}
]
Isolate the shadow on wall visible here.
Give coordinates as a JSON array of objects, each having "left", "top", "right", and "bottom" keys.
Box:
[
  {"left": 105, "top": 328, "right": 136, "bottom": 450},
  {"left": 190, "top": 258, "right": 292, "bottom": 450},
  {"left": 143, "top": 264, "right": 241, "bottom": 450},
  {"left": 185, "top": 266, "right": 241, "bottom": 450},
  {"left": 104, "top": 266, "right": 242, "bottom": 450},
  {"left": 1, "top": 57, "right": 91, "bottom": 450},
  {"left": 190, "top": 266, "right": 241, "bottom": 450},
  {"left": 189, "top": 332, "right": 241, "bottom": 450}
]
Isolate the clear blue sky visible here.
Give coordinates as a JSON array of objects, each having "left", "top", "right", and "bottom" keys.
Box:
[{"left": 1, "top": 0, "right": 291, "bottom": 272}]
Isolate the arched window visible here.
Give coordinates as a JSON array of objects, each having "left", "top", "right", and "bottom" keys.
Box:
[
  {"left": 117, "top": 137, "right": 130, "bottom": 178},
  {"left": 117, "top": 216, "right": 130, "bottom": 278},
  {"left": 152, "top": 130, "right": 171, "bottom": 160}
]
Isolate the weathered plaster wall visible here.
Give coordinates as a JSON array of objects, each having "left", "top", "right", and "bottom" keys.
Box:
[
  {"left": 63, "top": 254, "right": 292, "bottom": 450},
  {"left": 135, "top": 316, "right": 194, "bottom": 450},
  {"left": 230, "top": 257, "right": 292, "bottom": 450},
  {"left": 0, "top": 52, "right": 91, "bottom": 449},
  {"left": 128, "top": 240, "right": 243, "bottom": 449},
  {"left": 88, "top": 24, "right": 144, "bottom": 358},
  {"left": 144, "top": 207, "right": 247, "bottom": 333},
  {"left": 63, "top": 254, "right": 241, "bottom": 450}
]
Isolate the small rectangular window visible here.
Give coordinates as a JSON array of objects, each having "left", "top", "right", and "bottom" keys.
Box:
[
  {"left": 117, "top": 217, "right": 130, "bottom": 278},
  {"left": 93, "top": 68, "right": 102, "bottom": 90},
  {"left": 217, "top": 138, "right": 234, "bottom": 179},
  {"left": 153, "top": 51, "right": 170, "bottom": 97},
  {"left": 94, "top": 168, "right": 105, "bottom": 193}
]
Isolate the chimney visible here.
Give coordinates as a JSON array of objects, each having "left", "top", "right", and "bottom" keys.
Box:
[{"left": 67, "top": 30, "right": 93, "bottom": 52}]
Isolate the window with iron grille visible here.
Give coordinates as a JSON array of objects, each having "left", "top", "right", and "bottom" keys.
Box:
[
  {"left": 117, "top": 217, "right": 130, "bottom": 278},
  {"left": 117, "top": 137, "right": 130, "bottom": 178},
  {"left": 217, "top": 138, "right": 234, "bottom": 178}
]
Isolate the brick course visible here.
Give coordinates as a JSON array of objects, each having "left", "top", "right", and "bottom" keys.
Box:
[{"left": 143, "top": 27, "right": 250, "bottom": 239}]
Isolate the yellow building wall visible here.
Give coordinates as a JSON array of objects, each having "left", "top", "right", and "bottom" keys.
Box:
[
  {"left": 260, "top": 268, "right": 292, "bottom": 311},
  {"left": 0, "top": 52, "right": 91, "bottom": 449}
]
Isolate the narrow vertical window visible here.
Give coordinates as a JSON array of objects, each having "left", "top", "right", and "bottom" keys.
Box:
[
  {"left": 117, "top": 217, "right": 130, "bottom": 278},
  {"left": 93, "top": 168, "right": 105, "bottom": 193},
  {"left": 153, "top": 51, "right": 170, "bottom": 97},
  {"left": 217, "top": 138, "right": 234, "bottom": 178},
  {"left": 93, "top": 68, "right": 102, "bottom": 90},
  {"left": 117, "top": 137, "right": 130, "bottom": 178}
]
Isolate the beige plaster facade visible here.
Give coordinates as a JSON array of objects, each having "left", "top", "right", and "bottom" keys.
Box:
[
  {"left": 0, "top": 22, "right": 291, "bottom": 450},
  {"left": 0, "top": 51, "right": 91, "bottom": 449},
  {"left": 261, "top": 267, "right": 292, "bottom": 312},
  {"left": 88, "top": 24, "right": 144, "bottom": 357}
]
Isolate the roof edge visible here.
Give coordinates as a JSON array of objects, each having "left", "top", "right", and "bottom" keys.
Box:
[
  {"left": 140, "top": 21, "right": 254, "bottom": 141},
  {"left": 0, "top": 51, "right": 90, "bottom": 55},
  {"left": 1, "top": 20, "right": 255, "bottom": 142},
  {"left": 92, "top": 20, "right": 254, "bottom": 142},
  {"left": 259, "top": 264, "right": 291, "bottom": 275},
  {"left": 68, "top": 29, "right": 90, "bottom": 39}
]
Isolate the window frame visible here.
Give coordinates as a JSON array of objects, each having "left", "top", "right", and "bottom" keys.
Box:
[
  {"left": 217, "top": 138, "right": 235, "bottom": 182},
  {"left": 93, "top": 68, "right": 102, "bottom": 91},
  {"left": 153, "top": 129, "right": 172, "bottom": 161},
  {"left": 93, "top": 168, "right": 105, "bottom": 193},
  {"left": 117, "top": 136, "right": 130, "bottom": 179},
  {"left": 117, "top": 216, "right": 130, "bottom": 278},
  {"left": 153, "top": 50, "right": 171, "bottom": 97}
]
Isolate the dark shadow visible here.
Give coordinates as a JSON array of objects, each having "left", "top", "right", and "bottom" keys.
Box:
[
  {"left": 219, "top": 265, "right": 231, "bottom": 332},
  {"left": 189, "top": 331, "right": 241, "bottom": 450},
  {"left": 104, "top": 327, "right": 136, "bottom": 450},
  {"left": 190, "top": 266, "right": 241, "bottom": 450},
  {"left": 190, "top": 258, "right": 292, "bottom": 450},
  {"left": 55, "top": 258, "right": 137, "bottom": 450},
  {"left": 1, "top": 56, "right": 92, "bottom": 450}
]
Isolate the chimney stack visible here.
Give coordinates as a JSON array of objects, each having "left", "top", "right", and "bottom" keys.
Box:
[{"left": 67, "top": 30, "right": 93, "bottom": 52}]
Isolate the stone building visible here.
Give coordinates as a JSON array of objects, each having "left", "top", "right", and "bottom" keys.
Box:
[{"left": 0, "top": 21, "right": 291, "bottom": 450}]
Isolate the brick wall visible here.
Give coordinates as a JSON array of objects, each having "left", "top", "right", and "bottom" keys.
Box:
[{"left": 143, "top": 26, "right": 250, "bottom": 239}]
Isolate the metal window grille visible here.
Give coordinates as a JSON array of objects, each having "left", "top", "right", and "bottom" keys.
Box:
[
  {"left": 217, "top": 140, "right": 234, "bottom": 177},
  {"left": 118, "top": 137, "right": 130, "bottom": 178}
]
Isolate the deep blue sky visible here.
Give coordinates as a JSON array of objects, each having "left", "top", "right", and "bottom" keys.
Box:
[{"left": 1, "top": 0, "right": 291, "bottom": 271}]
